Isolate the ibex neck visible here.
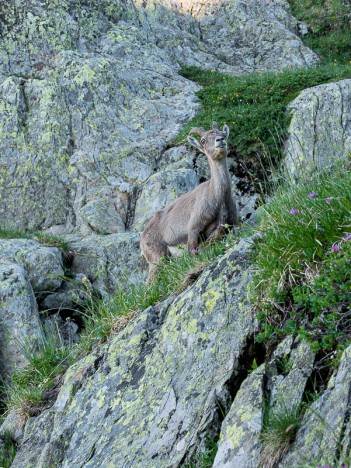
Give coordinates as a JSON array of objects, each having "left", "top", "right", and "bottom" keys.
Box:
[{"left": 207, "top": 156, "right": 232, "bottom": 197}]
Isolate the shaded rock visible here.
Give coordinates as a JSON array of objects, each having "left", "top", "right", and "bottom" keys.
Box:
[
  {"left": 12, "top": 244, "right": 257, "bottom": 467},
  {"left": 280, "top": 344, "right": 351, "bottom": 467},
  {"left": 0, "top": 239, "right": 63, "bottom": 293},
  {"left": 267, "top": 338, "right": 315, "bottom": 410},
  {"left": 41, "top": 273, "right": 92, "bottom": 313},
  {"left": 157, "top": 145, "right": 194, "bottom": 171},
  {"left": 76, "top": 198, "right": 126, "bottom": 235},
  {"left": 69, "top": 233, "right": 146, "bottom": 296},
  {"left": 132, "top": 168, "right": 199, "bottom": 232},
  {"left": 43, "top": 314, "right": 79, "bottom": 348},
  {"left": 0, "top": 408, "right": 27, "bottom": 444},
  {"left": 0, "top": 260, "right": 43, "bottom": 381},
  {"left": 284, "top": 79, "right": 351, "bottom": 181}
]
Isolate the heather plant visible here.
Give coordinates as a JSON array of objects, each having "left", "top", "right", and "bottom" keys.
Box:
[
  {"left": 253, "top": 164, "right": 351, "bottom": 353},
  {"left": 260, "top": 400, "right": 303, "bottom": 468}
]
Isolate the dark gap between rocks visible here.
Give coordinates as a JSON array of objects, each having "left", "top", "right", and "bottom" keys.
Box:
[{"left": 181, "top": 335, "right": 266, "bottom": 466}]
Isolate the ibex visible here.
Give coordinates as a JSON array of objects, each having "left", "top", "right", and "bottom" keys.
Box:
[{"left": 141, "top": 121, "right": 239, "bottom": 282}]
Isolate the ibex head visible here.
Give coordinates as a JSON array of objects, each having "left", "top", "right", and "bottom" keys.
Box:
[{"left": 187, "top": 121, "right": 229, "bottom": 160}]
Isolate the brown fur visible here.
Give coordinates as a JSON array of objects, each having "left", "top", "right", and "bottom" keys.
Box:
[{"left": 141, "top": 122, "right": 239, "bottom": 283}]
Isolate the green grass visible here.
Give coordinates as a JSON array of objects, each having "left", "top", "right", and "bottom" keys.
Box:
[
  {"left": 260, "top": 401, "right": 303, "bottom": 468},
  {"left": 182, "top": 439, "right": 218, "bottom": 468},
  {"left": 3, "top": 325, "right": 75, "bottom": 411},
  {"left": 0, "top": 225, "right": 69, "bottom": 253},
  {"left": 288, "top": 0, "right": 351, "bottom": 63},
  {"left": 179, "top": 63, "right": 351, "bottom": 174},
  {"left": 0, "top": 431, "right": 17, "bottom": 468},
  {"left": 253, "top": 164, "right": 351, "bottom": 299}
]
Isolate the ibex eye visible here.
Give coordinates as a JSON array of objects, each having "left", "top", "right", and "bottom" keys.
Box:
[{"left": 201, "top": 139, "right": 205, "bottom": 144}]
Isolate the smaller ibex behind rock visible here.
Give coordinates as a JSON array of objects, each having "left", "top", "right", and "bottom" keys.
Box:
[{"left": 141, "top": 121, "right": 239, "bottom": 282}]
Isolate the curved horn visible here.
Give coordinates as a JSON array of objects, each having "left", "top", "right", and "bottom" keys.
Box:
[
  {"left": 189, "top": 127, "right": 205, "bottom": 137},
  {"left": 212, "top": 121, "right": 219, "bottom": 130}
]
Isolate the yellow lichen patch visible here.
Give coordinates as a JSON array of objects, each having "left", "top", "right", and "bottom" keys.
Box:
[{"left": 224, "top": 423, "right": 245, "bottom": 449}]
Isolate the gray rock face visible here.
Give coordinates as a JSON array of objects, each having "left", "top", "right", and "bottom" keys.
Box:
[
  {"left": 69, "top": 233, "right": 147, "bottom": 296},
  {"left": 11, "top": 244, "right": 257, "bottom": 467},
  {"left": 281, "top": 344, "right": 351, "bottom": 467},
  {"left": 284, "top": 79, "right": 351, "bottom": 180},
  {"left": 0, "top": 239, "right": 64, "bottom": 293},
  {"left": 0, "top": 260, "right": 43, "bottom": 381},
  {"left": 0, "top": 0, "right": 317, "bottom": 234}
]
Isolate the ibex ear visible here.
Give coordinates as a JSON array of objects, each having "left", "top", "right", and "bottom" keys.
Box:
[
  {"left": 222, "top": 124, "right": 230, "bottom": 140},
  {"left": 187, "top": 135, "right": 205, "bottom": 153},
  {"left": 212, "top": 121, "right": 219, "bottom": 130}
]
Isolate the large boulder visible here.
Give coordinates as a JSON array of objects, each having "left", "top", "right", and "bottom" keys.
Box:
[
  {"left": 284, "top": 79, "right": 351, "bottom": 180},
  {"left": 0, "top": 239, "right": 64, "bottom": 293},
  {"left": 11, "top": 243, "right": 258, "bottom": 467},
  {"left": 213, "top": 337, "right": 315, "bottom": 467},
  {"left": 69, "top": 233, "right": 146, "bottom": 296},
  {"left": 0, "top": 260, "right": 43, "bottom": 382}
]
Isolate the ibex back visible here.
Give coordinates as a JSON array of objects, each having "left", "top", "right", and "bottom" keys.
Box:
[{"left": 141, "top": 121, "right": 239, "bottom": 283}]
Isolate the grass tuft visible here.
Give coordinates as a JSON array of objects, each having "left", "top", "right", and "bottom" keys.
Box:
[
  {"left": 3, "top": 325, "right": 75, "bottom": 412},
  {"left": 0, "top": 225, "right": 70, "bottom": 253},
  {"left": 260, "top": 401, "right": 303, "bottom": 468}
]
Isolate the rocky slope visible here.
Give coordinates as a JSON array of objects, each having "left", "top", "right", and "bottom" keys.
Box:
[
  {"left": 2, "top": 1, "right": 351, "bottom": 467},
  {"left": 5, "top": 240, "right": 351, "bottom": 467}
]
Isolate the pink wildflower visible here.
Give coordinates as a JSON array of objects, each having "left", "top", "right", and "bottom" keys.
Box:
[
  {"left": 308, "top": 192, "right": 318, "bottom": 198},
  {"left": 289, "top": 209, "right": 299, "bottom": 215},
  {"left": 331, "top": 243, "right": 341, "bottom": 253}
]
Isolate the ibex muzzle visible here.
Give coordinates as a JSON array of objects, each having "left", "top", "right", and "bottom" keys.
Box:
[{"left": 141, "top": 121, "right": 239, "bottom": 283}]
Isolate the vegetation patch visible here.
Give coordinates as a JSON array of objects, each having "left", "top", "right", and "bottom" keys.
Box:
[
  {"left": 179, "top": 64, "right": 351, "bottom": 177},
  {"left": 288, "top": 0, "right": 351, "bottom": 63},
  {"left": 253, "top": 164, "right": 351, "bottom": 353},
  {"left": 3, "top": 326, "right": 75, "bottom": 413},
  {"left": 260, "top": 400, "right": 303, "bottom": 468},
  {"left": 0, "top": 225, "right": 70, "bottom": 253},
  {"left": 0, "top": 431, "right": 17, "bottom": 468}
]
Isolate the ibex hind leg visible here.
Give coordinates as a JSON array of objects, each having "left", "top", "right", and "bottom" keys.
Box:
[{"left": 141, "top": 234, "right": 170, "bottom": 284}]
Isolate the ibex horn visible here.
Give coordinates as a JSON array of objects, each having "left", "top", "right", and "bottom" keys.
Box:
[
  {"left": 189, "top": 127, "right": 205, "bottom": 137},
  {"left": 212, "top": 121, "right": 219, "bottom": 130}
]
